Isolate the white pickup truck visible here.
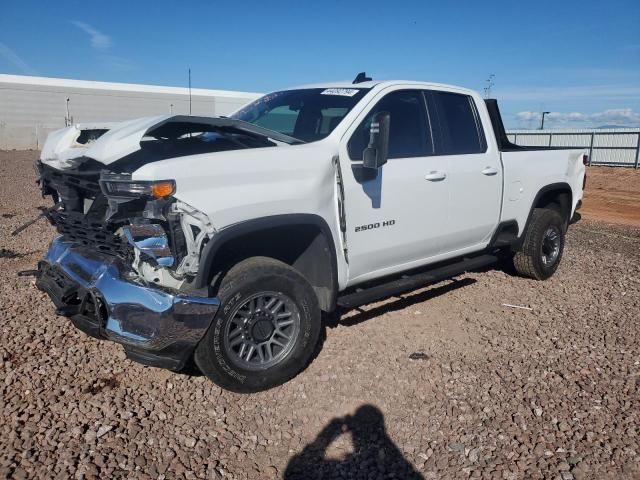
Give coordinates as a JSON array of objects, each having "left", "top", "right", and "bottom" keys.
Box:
[{"left": 34, "top": 75, "right": 586, "bottom": 392}]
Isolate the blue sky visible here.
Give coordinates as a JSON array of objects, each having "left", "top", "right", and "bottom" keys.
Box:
[{"left": 1, "top": 0, "right": 639, "bottom": 128}]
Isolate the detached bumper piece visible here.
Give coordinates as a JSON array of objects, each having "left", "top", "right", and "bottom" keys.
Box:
[{"left": 36, "top": 237, "right": 219, "bottom": 371}]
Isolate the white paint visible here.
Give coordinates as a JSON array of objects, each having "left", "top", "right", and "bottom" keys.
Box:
[
  {"left": 40, "top": 80, "right": 586, "bottom": 291},
  {"left": 40, "top": 122, "right": 118, "bottom": 168}
]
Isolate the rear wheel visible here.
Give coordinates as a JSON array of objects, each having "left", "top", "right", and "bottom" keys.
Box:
[
  {"left": 513, "top": 208, "right": 566, "bottom": 280},
  {"left": 194, "top": 257, "right": 321, "bottom": 393}
]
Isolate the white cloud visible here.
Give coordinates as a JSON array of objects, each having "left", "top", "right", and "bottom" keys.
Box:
[
  {"left": 516, "top": 109, "right": 640, "bottom": 127},
  {"left": 0, "top": 42, "right": 37, "bottom": 75},
  {"left": 69, "top": 21, "right": 134, "bottom": 71},
  {"left": 71, "top": 21, "right": 112, "bottom": 51}
]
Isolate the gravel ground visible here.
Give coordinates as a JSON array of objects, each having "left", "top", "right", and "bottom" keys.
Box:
[{"left": 1, "top": 151, "right": 639, "bottom": 479}]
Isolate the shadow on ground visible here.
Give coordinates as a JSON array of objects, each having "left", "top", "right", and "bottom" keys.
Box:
[
  {"left": 182, "top": 277, "right": 477, "bottom": 378},
  {"left": 284, "top": 404, "right": 423, "bottom": 479},
  {"left": 325, "top": 277, "right": 477, "bottom": 328}
]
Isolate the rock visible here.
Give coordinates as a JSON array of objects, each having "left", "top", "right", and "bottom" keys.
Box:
[
  {"left": 568, "top": 456, "right": 582, "bottom": 466},
  {"left": 448, "top": 442, "right": 465, "bottom": 453},
  {"left": 265, "top": 465, "right": 278, "bottom": 477},
  {"left": 469, "top": 449, "right": 479, "bottom": 463},
  {"left": 96, "top": 425, "right": 113, "bottom": 438},
  {"left": 83, "top": 430, "right": 97, "bottom": 444},
  {"left": 0, "top": 158, "right": 637, "bottom": 480}
]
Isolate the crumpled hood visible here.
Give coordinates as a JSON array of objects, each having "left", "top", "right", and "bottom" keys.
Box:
[
  {"left": 40, "top": 114, "right": 295, "bottom": 170},
  {"left": 40, "top": 116, "right": 171, "bottom": 169}
]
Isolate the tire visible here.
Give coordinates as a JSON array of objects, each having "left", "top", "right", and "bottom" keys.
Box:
[
  {"left": 194, "top": 256, "right": 321, "bottom": 393},
  {"left": 513, "top": 208, "right": 566, "bottom": 280}
]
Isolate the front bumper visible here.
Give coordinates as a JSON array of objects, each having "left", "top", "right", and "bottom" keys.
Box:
[{"left": 36, "top": 237, "right": 219, "bottom": 370}]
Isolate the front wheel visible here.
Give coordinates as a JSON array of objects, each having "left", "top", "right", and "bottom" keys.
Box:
[
  {"left": 513, "top": 208, "right": 566, "bottom": 280},
  {"left": 194, "top": 257, "right": 321, "bottom": 393}
]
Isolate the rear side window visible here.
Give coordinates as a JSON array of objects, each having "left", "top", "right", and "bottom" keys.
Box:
[
  {"left": 429, "top": 91, "right": 486, "bottom": 155},
  {"left": 348, "top": 90, "right": 433, "bottom": 160}
]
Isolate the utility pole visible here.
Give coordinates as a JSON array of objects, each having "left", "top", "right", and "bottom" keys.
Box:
[
  {"left": 540, "top": 111, "right": 550, "bottom": 130},
  {"left": 65, "top": 97, "right": 71, "bottom": 126},
  {"left": 188, "top": 68, "right": 192, "bottom": 115},
  {"left": 484, "top": 74, "right": 495, "bottom": 99}
]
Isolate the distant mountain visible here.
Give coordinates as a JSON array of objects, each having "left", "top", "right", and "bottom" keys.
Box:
[{"left": 596, "top": 125, "right": 635, "bottom": 129}]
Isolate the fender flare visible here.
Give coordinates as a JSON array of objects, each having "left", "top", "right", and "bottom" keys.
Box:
[
  {"left": 194, "top": 213, "right": 339, "bottom": 310},
  {"left": 514, "top": 182, "right": 573, "bottom": 248}
]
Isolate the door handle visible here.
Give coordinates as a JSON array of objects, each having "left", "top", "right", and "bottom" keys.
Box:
[
  {"left": 481, "top": 166, "right": 499, "bottom": 176},
  {"left": 425, "top": 171, "right": 447, "bottom": 181}
]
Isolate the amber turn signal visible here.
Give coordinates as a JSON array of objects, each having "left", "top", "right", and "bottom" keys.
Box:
[{"left": 150, "top": 181, "right": 176, "bottom": 199}]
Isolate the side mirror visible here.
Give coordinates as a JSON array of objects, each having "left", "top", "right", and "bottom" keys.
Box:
[{"left": 362, "top": 111, "right": 390, "bottom": 169}]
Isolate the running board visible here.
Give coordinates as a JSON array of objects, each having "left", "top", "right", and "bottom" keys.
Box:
[{"left": 337, "top": 254, "right": 498, "bottom": 310}]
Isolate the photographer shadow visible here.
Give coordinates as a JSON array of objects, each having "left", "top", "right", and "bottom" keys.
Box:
[{"left": 284, "top": 404, "right": 424, "bottom": 479}]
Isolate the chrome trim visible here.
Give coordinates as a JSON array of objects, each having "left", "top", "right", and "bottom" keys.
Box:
[
  {"left": 42, "top": 237, "right": 219, "bottom": 351},
  {"left": 122, "top": 223, "right": 174, "bottom": 267}
]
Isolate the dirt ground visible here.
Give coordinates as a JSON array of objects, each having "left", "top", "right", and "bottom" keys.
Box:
[
  {"left": 581, "top": 166, "right": 640, "bottom": 227},
  {"left": 1, "top": 151, "right": 639, "bottom": 480}
]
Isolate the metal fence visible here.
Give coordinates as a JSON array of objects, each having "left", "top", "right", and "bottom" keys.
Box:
[{"left": 506, "top": 129, "right": 640, "bottom": 168}]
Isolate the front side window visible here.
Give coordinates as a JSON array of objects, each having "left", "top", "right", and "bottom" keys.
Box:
[
  {"left": 429, "top": 91, "right": 486, "bottom": 155},
  {"left": 348, "top": 90, "right": 433, "bottom": 160},
  {"left": 231, "top": 88, "right": 369, "bottom": 142}
]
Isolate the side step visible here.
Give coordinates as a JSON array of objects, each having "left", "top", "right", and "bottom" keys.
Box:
[{"left": 337, "top": 254, "right": 498, "bottom": 310}]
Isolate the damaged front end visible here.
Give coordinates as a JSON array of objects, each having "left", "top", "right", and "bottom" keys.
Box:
[
  {"left": 38, "top": 163, "right": 215, "bottom": 292},
  {"left": 35, "top": 160, "right": 220, "bottom": 369},
  {"left": 33, "top": 122, "right": 239, "bottom": 369},
  {"left": 34, "top": 114, "right": 293, "bottom": 370},
  {"left": 35, "top": 162, "right": 219, "bottom": 369}
]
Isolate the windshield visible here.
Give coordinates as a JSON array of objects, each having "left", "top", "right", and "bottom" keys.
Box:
[{"left": 231, "top": 88, "right": 370, "bottom": 142}]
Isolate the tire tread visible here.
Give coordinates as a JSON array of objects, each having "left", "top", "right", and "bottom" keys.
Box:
[
  {"left": 513, "top": 208, "right": 565, "bottom": 280},
  {"left": 194, "top": 256, "right": 321, "bottom": 393}
]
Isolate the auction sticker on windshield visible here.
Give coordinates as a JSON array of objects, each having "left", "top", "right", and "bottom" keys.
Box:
[{"left": 321, "top": 88, "right": 360, "bottom": 97}]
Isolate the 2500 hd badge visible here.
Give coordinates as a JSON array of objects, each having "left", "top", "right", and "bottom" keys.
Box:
[{"left": 355, "top": 220, "right": 396, "bottom": 232}]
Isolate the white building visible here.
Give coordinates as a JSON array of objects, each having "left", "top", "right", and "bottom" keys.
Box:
[{"left": 0, "top": 74, "right": 261, "bottom": 150}]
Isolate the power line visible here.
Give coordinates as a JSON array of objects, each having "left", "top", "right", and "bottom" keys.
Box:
[{"left": 483, "top": 74, "right": 495, "bottom": 99}]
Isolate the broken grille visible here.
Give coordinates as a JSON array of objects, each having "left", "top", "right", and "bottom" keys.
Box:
[{"left": 48, "top": 209, "right": 133, "bottom": 261}]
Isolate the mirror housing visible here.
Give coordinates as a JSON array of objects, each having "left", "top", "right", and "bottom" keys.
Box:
[{"left": 362, "top": 111, "right": 390, "bottom": 169}]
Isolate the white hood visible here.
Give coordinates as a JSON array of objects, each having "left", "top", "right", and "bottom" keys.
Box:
[
  {"left": 39, "top": 114, "right": 296, "bottom": 171},
  {"left": 40, "top": 116, "right": 170, "bottom": 169}
]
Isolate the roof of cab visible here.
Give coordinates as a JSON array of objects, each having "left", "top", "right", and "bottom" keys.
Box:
[{"left": 287, "top": 80, "right": 478, "bottom": 96}]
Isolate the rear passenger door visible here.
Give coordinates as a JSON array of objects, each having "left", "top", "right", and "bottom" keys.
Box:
[{"left": 426, "top": 90, "right": 502, "bottom": 251}]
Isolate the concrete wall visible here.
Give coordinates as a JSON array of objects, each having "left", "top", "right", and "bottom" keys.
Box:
[{"left": 0, "top": 75, "right": 261, "bottom": 150}]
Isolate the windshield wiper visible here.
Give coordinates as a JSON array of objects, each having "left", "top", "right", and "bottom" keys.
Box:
[
  {"left": 144, "top": 116, "right": 306, "bottom": 146},
  {"left": 229, "top": 119, "right": 306, "bottom": 145}
]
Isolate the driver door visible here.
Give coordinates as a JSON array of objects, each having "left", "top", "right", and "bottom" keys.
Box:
[{"left": 338, "top": 88, "right": 449, "bottom": 284}]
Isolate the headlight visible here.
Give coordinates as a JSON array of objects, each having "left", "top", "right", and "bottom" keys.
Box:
[{"left": 100, "top": 174, "right": 176, "bottom": 199}]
